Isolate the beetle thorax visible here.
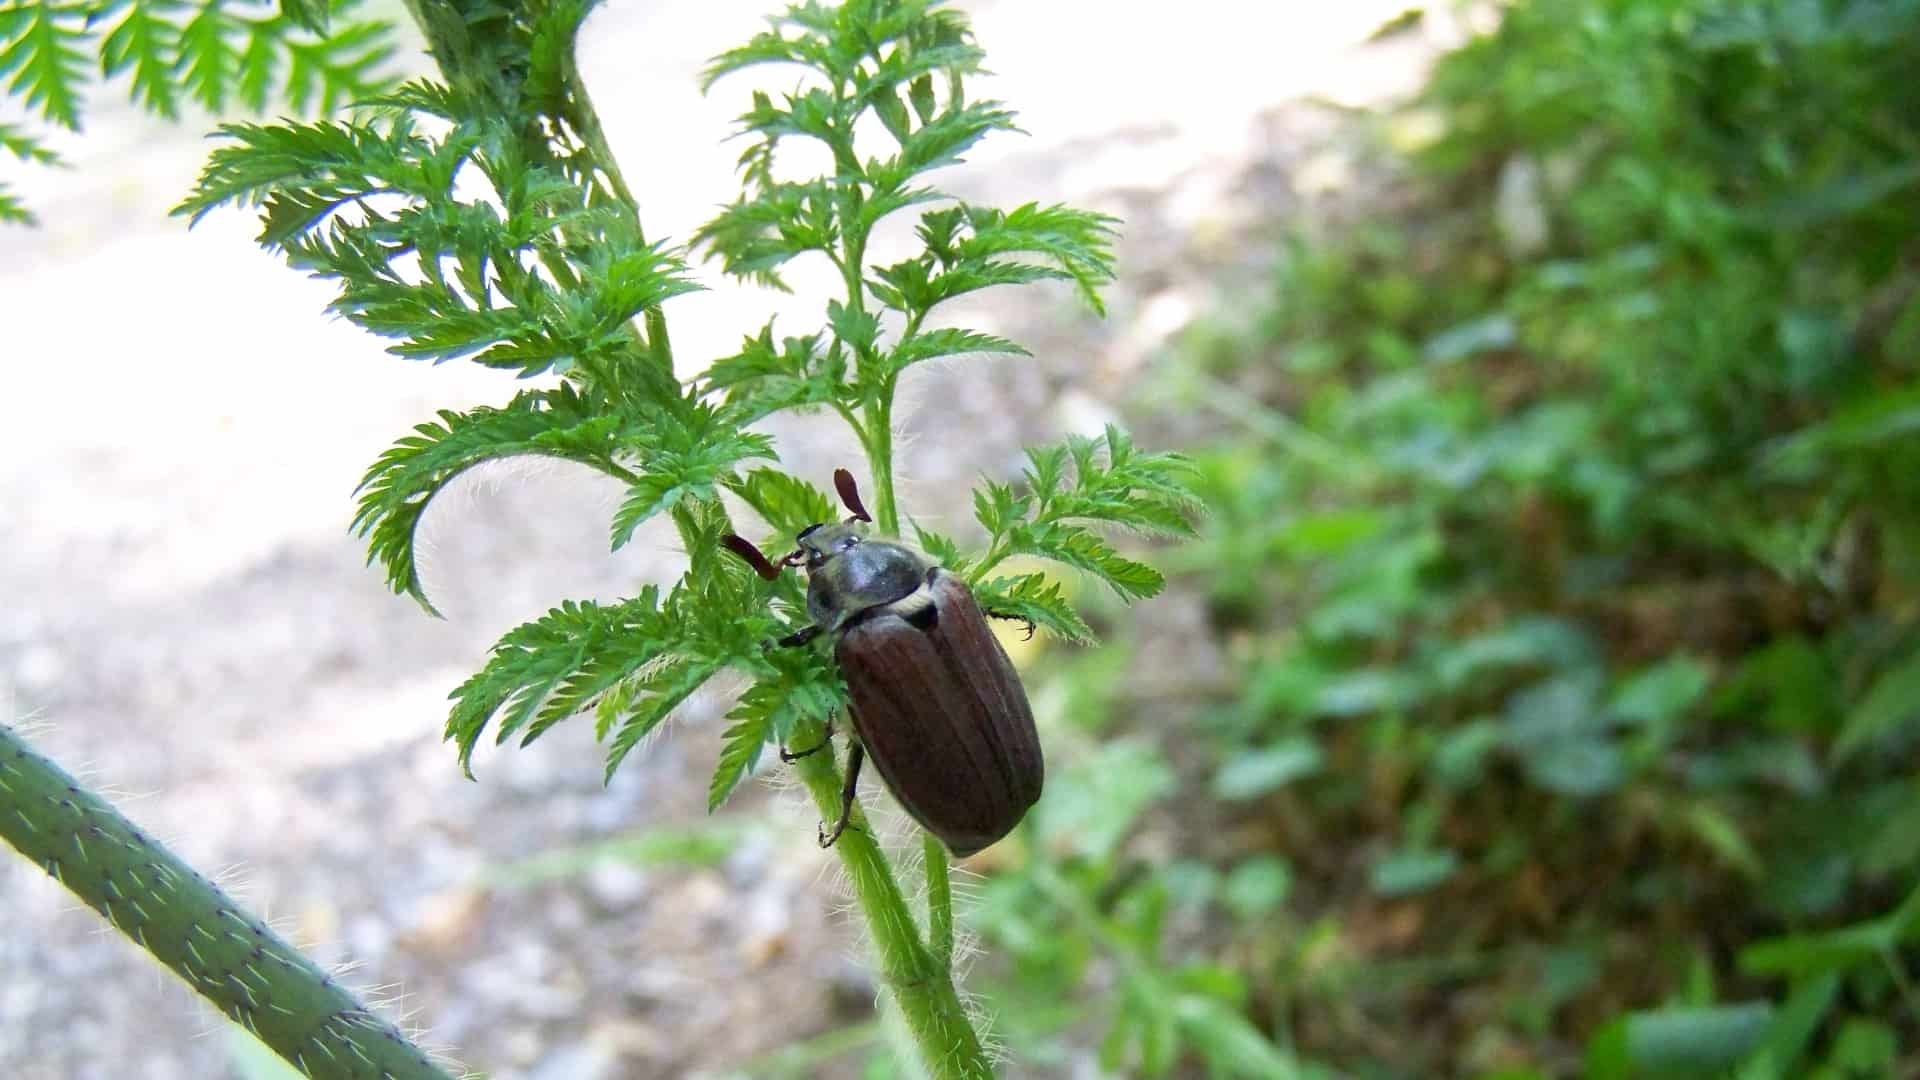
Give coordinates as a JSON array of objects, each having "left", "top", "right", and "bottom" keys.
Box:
[{"left": 801, "top": 525, "right": 931, "bottom": 630}]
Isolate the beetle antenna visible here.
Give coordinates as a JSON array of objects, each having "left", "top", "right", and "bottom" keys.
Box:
[
  {"left": 833, "top": 468, "right": 873, "bottom": 523},
  {"left": 720, "top": 534, "right": 785, "bottom": 580}
]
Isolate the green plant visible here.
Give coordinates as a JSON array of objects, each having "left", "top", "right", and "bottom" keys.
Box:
[
  {"left": 1159, "top": 0, "right": 1920, "bottom": 1072},
  {"left": 175, "top": 0, "right": 1194, "bottom": 1075},
  {"left": 973, "top": 738, "right": 1315, "bottom": 1078},
  {"left": 0, "top": 0, "right": 396, "bottom": 223},
  {"left": 0, "top": 721, "right": 455, "bottom": 1078}
]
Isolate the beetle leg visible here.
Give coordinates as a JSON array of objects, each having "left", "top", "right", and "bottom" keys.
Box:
[
  {"left": 818, "top": 742, "right": 865, "bottom": 849},
  {"left": 987, "top": 609, "right": 1037, "bottom": 641},
  {"left": 779, "top": 715, "right": 835, "bottom": 762},
  {"left": 777, "top": 623, "right": 824, "bottom": 649}
]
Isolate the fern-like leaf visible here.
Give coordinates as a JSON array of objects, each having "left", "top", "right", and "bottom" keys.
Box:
[
  {"left": 278, "top": 0, "right": 328, "bottom": 36},
  {"left": 2, "top": 1, "right": 90, "bottom": 129},
  {"left": 909, "top": 522, "right": 972, "bottom": 578},
  {"left": 282, "top": 18, "right": 391, "bottom": 113},
  {"left": 602, "top": 658, "right": 725, "bottom": 781},
  {"left": 351, "top": 387, "right": 626, "bottom": 611},
  {"left": 0, "top": 184, "right": 30, "bottom": 224},
  {"left": 975, "top": 426, "right": 1200, "bottom": 600},
  {"left": 175, "top": 115, "right": 437, "bottom": 226},
  {"left": 4, "top": 0, "right": 402, "bottom": 227},
  {"left": 1006, "top": 523, "right": 1165, "bottom": 600},
  {"left": 446, "top": 592, "right": 668, "bottom": 775},
  {"left": 175, "top": 0, "right": 237, "bottom": 112},
  {"left": 707, "top": 658, "right": 842, "bottom": 810},
  {"left": 608, "top": 413, "right": 775, "bottom": 550},
  {"left": 890, "top": 326, "right": 1028, "bottom": 372},
  {"left": 99, "top": 0, "right": 182, "bottom": 118},
  {"left": 728, "top": 467, "right": 839, "bottom": 537},
  {"left": 973, "top": 573, "right": 1098, "bottom": 645}
]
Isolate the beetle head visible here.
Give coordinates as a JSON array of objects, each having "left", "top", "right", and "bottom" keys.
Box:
[
  {"left": 792, "top": 470, "right": 875, "bottom": 570},
  {"left": 794, "top": 521, "right": 866, "bottom": 570},
  {"left": 719, "top": 467, "right": 876, "bottom": 581}
]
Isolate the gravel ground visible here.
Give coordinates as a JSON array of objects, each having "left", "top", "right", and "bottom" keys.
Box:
[{"left": 0, "top": 3, "right": 1445, "bottom": 1076}]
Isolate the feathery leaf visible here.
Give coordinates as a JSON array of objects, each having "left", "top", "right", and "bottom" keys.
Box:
[
  {"left": 351, "top": 387, "right": 626, "bottom": 610},
  {"left": 2, "top": 2, "right": 89, "bottom": 129}
]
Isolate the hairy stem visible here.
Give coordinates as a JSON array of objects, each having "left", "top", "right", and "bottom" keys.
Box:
[
  {"left": 822, "top": 80, "right": 972, "bottom": 1047},
  {"left": 0, "top": 723, "right": 454, "bottom": 1080},
  {"left": 924, "top": 833, "right": 955, "bottom": 970},
  {"left": 865, "top": 396, "right": 901, "bottom": 536},
  {"left": 791, "top": 731, "right": 992, "bottom": 1079}
]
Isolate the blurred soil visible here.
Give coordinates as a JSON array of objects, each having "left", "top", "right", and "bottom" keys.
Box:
[{"left": 0, "top": 3, "right": 1445, "bottom": 1076}]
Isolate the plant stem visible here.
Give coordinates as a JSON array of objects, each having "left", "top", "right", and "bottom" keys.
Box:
[
  {"left": 394, "top": 7, "right": 991, "bottom": 1072},
  {"left": 0, "top": 723, "right": 454, "bottom": 1079},
  {"left": 924, "top": 833, "right": 955, "bottom": 969},
  {"left": 866, "top": 395, "right": 901, "bottom": 536},
  {"left": 825, "top": 92, "right": 970, "bottom": 1033},
  {"left": 791, "top": 736, "right": 992, "bottom": 1079},
  {"left": 842, "top": 380, "right": 980, "bottom": 1065},
  {"left": 557, "top": 49, "right": 676, "bottom": 373}
]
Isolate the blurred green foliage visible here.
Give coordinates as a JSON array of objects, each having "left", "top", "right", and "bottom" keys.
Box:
[
  {"left": 0, "top": 0, "right": 396, "bottom": 223},
  {"left": 963, "top": 0, "right": 1920, "bottom": 1075}
]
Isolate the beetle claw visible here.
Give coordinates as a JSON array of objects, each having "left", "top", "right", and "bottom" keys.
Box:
[
  {"left": 987, "top": 609, "right": 1037, "bottom": 641},
  {"left": 780, "top": 717, "right": 835, "bottom": 762},
  {"left": 818, "top": 819, "right": 863, "bottom": 848},
  {"left": 777, "top": 624, "right": 823, "bottom": 649}
]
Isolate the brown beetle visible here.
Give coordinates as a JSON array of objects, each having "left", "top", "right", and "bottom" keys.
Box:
[{"left": 723, "top": 470, "right": 1043, "bottom": 857}]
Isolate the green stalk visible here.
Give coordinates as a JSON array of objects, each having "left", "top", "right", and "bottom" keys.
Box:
[
  {"left": 830, "top": 392, "right": 982, "bottom": 1070},
  {"left": 0, "top": 723, "right": 454, "bottom": 1080},
  {"left": 838, "top": 191, "right": 965, "bottom": 996},
  {"left": 834, "top": 399, "right": 981, "bottom": 1068},
  {"left": 821, "top": 56, "right": 970, "bottom": 1029},
  {"left": 923, "top": 833, "right": 955, "bottom": 970},
  {"left": 865, "top": 396, "right": 901, "bottom": 536},
  {"left": 391, "top": 5, "right": 991, "bottom": 1073},
  {"left": 791, "top": 733, "right": 991, "bottom": 1079}
]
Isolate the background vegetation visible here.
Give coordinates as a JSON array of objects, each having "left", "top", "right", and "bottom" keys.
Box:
[{"left": 969, "top": 0, "right": 1920, "bottom": 1075}]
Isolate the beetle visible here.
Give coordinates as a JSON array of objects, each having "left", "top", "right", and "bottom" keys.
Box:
[{"left": 721, "top": 469, "right": 1043, "bottom": 858}]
